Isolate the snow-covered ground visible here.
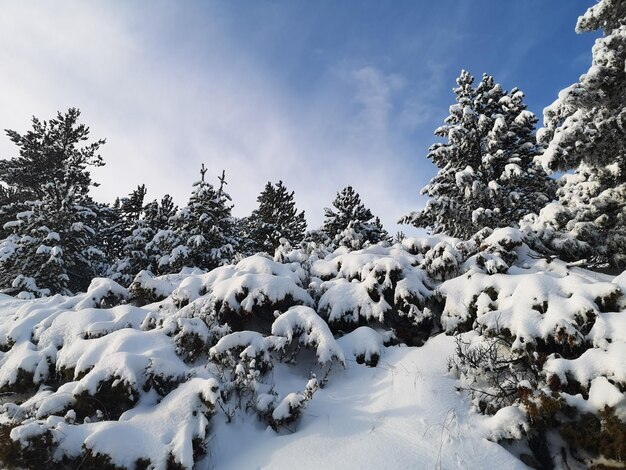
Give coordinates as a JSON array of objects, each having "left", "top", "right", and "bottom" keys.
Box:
[{"left": 209, "top": 334, "right": 525, "bottom": 469}]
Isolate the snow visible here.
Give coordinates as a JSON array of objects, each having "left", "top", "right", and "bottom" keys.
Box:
[
  {"left": 210, "top": 334, "right": 526, "bottom": 470},
  {"left": 272, "top": 306, "right": 345, "bottom": 365},
  {"left": 336, "top": 326, "right": 384, "bottom": 365}
]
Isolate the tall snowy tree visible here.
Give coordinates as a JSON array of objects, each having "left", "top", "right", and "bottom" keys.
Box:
[
  {"left": 157, "top": 167, "right": 235, "bottom": 273},
  {"left": 322, "top": 185, "right": 389, "bottom": 249},
  {"left": 535, "top": 0, "right": 626, "bottom": 268},
  {"left": 400, "top": 71, "right": 555, "bottom": 239},
  {"left": 248, "top": 181, "right": 307, "bottom": 254},
  {"left": 0, "top": 108, "right": 105, "bottom": 296}
]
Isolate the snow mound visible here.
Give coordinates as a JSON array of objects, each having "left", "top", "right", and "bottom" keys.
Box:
[
  {"left": 272, "top": 306, "right": 345, "bottom": 366},
  {"left": 314, "top": 244, "right": 433, "bottom": 342}
]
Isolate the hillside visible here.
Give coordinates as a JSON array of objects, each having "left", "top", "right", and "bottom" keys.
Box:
[{"left": 0, "top": 230, "right": 624, "bottom": 469}]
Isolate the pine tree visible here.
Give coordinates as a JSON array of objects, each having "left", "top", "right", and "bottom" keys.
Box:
[
  {"left": 322, "top": 185, "right": 389, "bottom": 249},
  {"left": 401, "top": 71, "right": 555, "bottom": 239},
  {"left": 535, "top": 0, "right": 626, "bottom": 268},
  {"left": 102, "top": 185, "right": 148, "bottom": 264},
  {"left": 248, "top": 181, "right": 307, "bottom": 254},
  {"left": 158, "top": 166, "right": 235, "bottom": 273},
  {"left": 144, "top": 194, "right": 177, "bottom": 232},
  {"left": 108, "top": 189, "right": 181, "bottom": 285},
  {"left": 0, "top": 109, "right": 105, "bottom": 295}
]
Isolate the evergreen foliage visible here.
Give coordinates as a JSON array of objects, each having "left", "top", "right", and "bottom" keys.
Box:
[
  {"left": 322, "top": 185, "right": 389, "bottom": 249},
  {"left": 535, "top": 0, "right": 626, "bottom": 268},
  {"left": 248, "top": 181, "right": 307, "bottom": 254},
  {"left": 157, "top": 167, "right": 235, "bottom": 273},
  {"left": 401, "top": 71, "right": 555, "bottom": 239},
  {"left": 0, "top": 109, "right": 105, "bottom": 295}
]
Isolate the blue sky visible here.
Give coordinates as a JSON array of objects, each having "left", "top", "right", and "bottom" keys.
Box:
[{"left": 0, "top": 1, "right": 600, "bottom": 235}]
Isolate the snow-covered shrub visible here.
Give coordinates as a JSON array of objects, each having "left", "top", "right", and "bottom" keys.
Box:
[
  {"left": 448, "top": 260, "right": 626, "bottom": 468},
  {"left": 336, "top": 326, "right": 387, "bottom": 367},
  {"left": 74, "top": 278, "right": 128, "bottom": 310},
  {"left": 268, "top": 377, "right": 318, "bottom": 431},
  {"left": 272, "top": 306, "right": 345, "bottom": 366},
  {"left": 440, "top": 256, "right": 622, "bottom": 352},
  {"left": 460, "top": 227, "right": 522, "bottom": 275},
  {"left": 313, "top": 244, "right": 434, "bottom": 344},
  {"left": 0, "top": 283, "right": 227, "bottom": 469},
  {"left": 160, "top": 255, "right": 314, "bottom": 332},
  {"left": 518, "top": 202, "right": 593, "bottom": 264},
  {"left": 210, "top": 256, "right": 313, "bottom": 329},
  {"left": 1, "top": 378, "right": 220, "bottom": 469},
  {"left": 449, "top": 333, "right": 540, "bottom": 414},
  {"left": 421, "top": 240, "right": 462, "bottom": 281},
  {"left": 128, "top": 269, "right": 196, "bottom": 306},
  {"left": 210, "top": 331, "right": 286, "bottom": 375},
  {"left": 209, "top": 331, "right": 285, "bottom": 410}
]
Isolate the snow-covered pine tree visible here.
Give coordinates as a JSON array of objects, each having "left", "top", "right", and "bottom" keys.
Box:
[
  {"left": 110, "top": 193, "right": 180, "bottom": 285},
  {"left": 322, "top": 185, "right": 389, "bottom": 250},
  {"left": 159, "top": 167, "right": 235, "bottom": 273},
  {"left": 0, "top": 185, "right": 22, "bottom": 241},
  {"left": 400, "top": 71, "right": 555, "bottom": 239},
  {"left": 0, "top": 109, "right": 105, "bottom": 296},
  {"left": 101, "top": 185, "right": 148, "bottom": 264},
  {"left": 144, "top": 194, "right": 177, "bottom": 233},
  {"left": 248, "top": 181, "right": 307, "bottom": 254},
  {"left": 231, "top": 216, "right": 258, "bottom": 259},
  {"left": 535, "top": 0, "right": 626, "bottom": 268}
]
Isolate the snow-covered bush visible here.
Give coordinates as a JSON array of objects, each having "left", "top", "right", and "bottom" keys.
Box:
[
  {"left": 449, "top": 333, "right": 540, "bottom": 414},
  {"left": 313, "top": 244, "right": 434, "bottom": 344},
  {"left": 448, "top": 260, "right": 626, "bottom": 468},
  {"left": 0, "top": 288, "right": 224, "bottom": 468},
  {"left": 272, "top": 306, "right": 345, "bottom": 367},
  {"left": 336, "top": 326, "right": 388, "bottom": 367},
  {"left": 268, "top": 377, "right": 318, "bottom": 431},
  {"left": 0, "top": 378, "right": 220, "bottom": 469},
  {"left": 128, "top": 268, "right": 203, "bottom": 306},
  {"left": 421, "top": 240, "right": 463, "bottom": 281}
]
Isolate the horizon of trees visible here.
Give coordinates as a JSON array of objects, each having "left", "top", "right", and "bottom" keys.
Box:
[{"left": 0, "top": 0, "right": 624, "bottom": 296}]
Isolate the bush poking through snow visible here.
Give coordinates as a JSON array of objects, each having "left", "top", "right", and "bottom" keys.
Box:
[
  {"left": 268, "top": 377, "right": 319, "bottom": 432},
  {"left": 271, "top": 306, "right": 345, "bottom": 366},
  {"left": 449, "top": 334, "right": 541, "bottom": 414}
]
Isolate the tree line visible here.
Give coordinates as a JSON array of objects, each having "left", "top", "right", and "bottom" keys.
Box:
[
  {"left": 0, "top": 0, "right": 624, "bottom": 297},
  {"left": 0, "top": 111, "right": 388, "bottom": 296}
]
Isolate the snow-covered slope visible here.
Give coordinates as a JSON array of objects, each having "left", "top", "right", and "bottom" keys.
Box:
[
  {"left": 209, "top": 334, "right": 526, "bottom": 470},
  {"left": 0, "top": 236, "right": 623, "bottom": 469}
]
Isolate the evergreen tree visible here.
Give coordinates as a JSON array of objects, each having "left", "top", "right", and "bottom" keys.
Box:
[
  {"left": 401, "top": 71, "right": 555, "bottom": 239},
  {"left": 0, "top": 185, "right": 23, "bottom": 240},
  {"left": 102, "top": 185, "right": 148, "bottom": 264},
  {"left": 322, "top": 185, "right": 389, "bottom": 249},
  {"left": 107, "top": 190, "right": 180, "bottom": 285},
  {"left": 248, "top": 181, "right": 307, "bottom": 254},
  {"left": 144, "top": 194, "right": 177, "bottom": 232},
  {"left": 535, "top": 0, "right": 626, "bottom": 268},
  {"left": 157, "top": 166, "right": 235, "bottom": 273},
  {"left": 0, "top": 108, "right": 105, "bottom": 295},
  {"left": 231, "top": 216, "right": 258, "bottom": 259}
]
